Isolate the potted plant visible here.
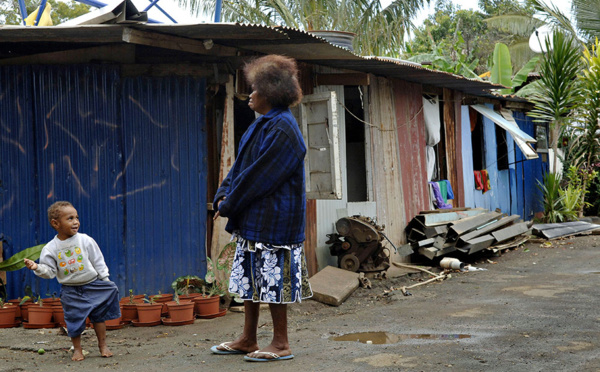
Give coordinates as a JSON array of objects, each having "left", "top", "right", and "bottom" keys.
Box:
[
  {"left": 27, "top": 296, "right": 54, "bottom": 327},
  {"left": 121, "top": 289, "right": 140, "bottom": 323},
  {"left": 171, "top": 275, "right": 204, "bottom": 301},
  {"left": 149, "top": 291, "right": 173, "bottom": 316},
  {"left": 164, "top": 293, "right": 194, "bottom": 323},
  {"left": 0, "top": 298, "right": 17, "bottom": 327},
  {"left": 134, "top": 295, "right": 162, "bottom": 325}
]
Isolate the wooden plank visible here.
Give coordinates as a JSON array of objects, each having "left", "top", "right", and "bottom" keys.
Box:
[
  {"left": 368, "top": 76, "right": 406, "bottom": 248},
  {"left": 452, "top": 91, "right": 465, "bottom": 207},
  {"left": 305, "top": 199, "right": 318, "bottom": 276},
  {"left": 443, "top": 88, "right": 459, "bottom": 207},
  {"left": 458, "top": 215, "right": 520, "bottom": 244},
  {"left": 491, "top": 222, "right": 531, "bottom": 243},
  {"left": 316, "top": 73, "right": 370, "bottom": 86},
  {"left": 0, "top": 44, "right": 135, "bottom": 65},
  {"left": 419, "top": 207, "right": 468, "bottom": 214},
  {"left": 120, "top": 64, "right": 221, "bottom": 79},
  {"left": 210, "top": 75, "right": 235, "bottom": 287},
  {"left": 122, "top": 27, "right": 237, "bottom": 56}
]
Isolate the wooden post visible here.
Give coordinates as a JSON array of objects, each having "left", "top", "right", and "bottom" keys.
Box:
[
  {"left": 443, "top": 88, "right": 460, "bottom": 207},
  {"left": 210, "top": 75, "right": 235, "bottom": 284}
]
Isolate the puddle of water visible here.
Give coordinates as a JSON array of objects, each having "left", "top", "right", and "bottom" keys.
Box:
[{"left": 331, "top": 332, "right": 471, "bottom": 344}]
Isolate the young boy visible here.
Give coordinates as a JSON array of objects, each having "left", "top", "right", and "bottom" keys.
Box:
[{"left": 24, "top": 201, "right": 120, "bottom": 361}]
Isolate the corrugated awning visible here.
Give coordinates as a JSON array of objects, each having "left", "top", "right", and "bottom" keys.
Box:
[{"left": 470, "top": 104, "right": 538, "bottom": 160}]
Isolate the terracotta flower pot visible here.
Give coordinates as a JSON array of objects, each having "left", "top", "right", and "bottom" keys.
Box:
[
  {"left": 165, "top": 301, "right": 194, "bottom": 322},
  {"left": 193, "top": 296, "right": 220, "bottom": 316},
  {"left": 121, "top": 303, "right": 138, "bottom": 322},
  {"left": 135, "top": 303, "right": 163, "bottom": 323},
  {"left": 7, "top": 299, "right": 23, "bottom": 319},
  {"left": 0, "top": 305, "right": 17, "bottom": 325},
  {"left": 150, "top": 294, "right": 173, "bottom": 316},
  {"left": 179, "top": 293, "right": 202, "bottom": 302},
  {"left": 28, "top": 305, "right": 54, "bottom": 325},
  {"left": 52, "top": 305, "right": 65, "bottom": 327},
  {"left": 120, "top": 295, "right": 145, "bottom": 304},
  {"left": 18, "top": 299, "right": 33, "bottom": 322}
]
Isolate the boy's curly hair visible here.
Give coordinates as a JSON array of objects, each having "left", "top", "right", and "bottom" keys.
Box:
[
  {"left": 47, "top": 201, "right": 73, "bottom": 222},
  {"left": 244, "top": 55, "right": 303, "bottom": 108}
]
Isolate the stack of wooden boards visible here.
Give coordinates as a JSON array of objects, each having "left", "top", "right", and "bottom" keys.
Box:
[{"left": 404, "top": 208, "right": 531, "bottom": 259}]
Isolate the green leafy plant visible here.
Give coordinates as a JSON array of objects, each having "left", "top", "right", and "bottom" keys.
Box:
[
  {"left": 143, "top": 294, "right": 160, "bottom": 304},
  {"left": 171, "top": 275, "right": 204, "bottom": 296},
  {"left": 0, "top": 244, "right": 45, "bottom": 271},
  {"left": 489, "top": 42, "right": 539, "bottom": 94},
  {"left": 537, "top": 172, "right": 566, "bottom": 223}
]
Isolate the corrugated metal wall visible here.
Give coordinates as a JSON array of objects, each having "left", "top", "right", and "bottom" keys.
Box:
[
  {"left": 460, "top": 105, "right": 547, "bottom": 218},
  {"left": 0, "top": 65, "right": 207, "bottom": 299},
  {"left": 393, "top": 80, "right": 430, "bottom": 223}
]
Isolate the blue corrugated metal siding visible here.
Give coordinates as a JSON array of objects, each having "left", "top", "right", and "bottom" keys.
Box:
[
  {"left": 1, "top": 65, "right": 207, "bottom": 299},
  {"left": 460, "top": 105, "right": 547, "bottom": 219},
  {"left": 0, "top": 65, "right": 42, "bottom": 298},
  {"left": 513, "top": 111, "right": 547, "bottom": 219},
  {"left": 121, "top": 76, "right": 207, "bottom": 294}
]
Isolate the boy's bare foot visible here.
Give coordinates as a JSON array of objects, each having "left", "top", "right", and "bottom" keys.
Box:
[
  {"left": 72, "top": 349, "right": 85, "bottom": 361},
  {"left": 99, "top": 345, "right": 113, "bottom": 358}
]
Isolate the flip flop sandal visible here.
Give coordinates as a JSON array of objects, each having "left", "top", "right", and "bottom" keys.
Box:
[
  {"left": 211, "top": 342, "right": 246, "bottom": 355},
  {"left": 244, "top": 351, "right": 294, "bottom": 362}
]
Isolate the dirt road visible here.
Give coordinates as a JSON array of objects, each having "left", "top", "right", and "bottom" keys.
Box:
[{"left": 1, "top": 235, "right": 599, "bottom": 372}]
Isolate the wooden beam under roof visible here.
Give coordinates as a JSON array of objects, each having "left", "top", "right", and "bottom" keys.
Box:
[
  {"left": 0, "top": 44, "right": 135, "bottom": 65},
  {"left": 121, "top": 27, "right": 237, "bottom": 56}
]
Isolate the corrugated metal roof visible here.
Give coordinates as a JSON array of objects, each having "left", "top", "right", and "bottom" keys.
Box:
[{"left": 0, "top": 23, "right": 514, "bottom": 99}]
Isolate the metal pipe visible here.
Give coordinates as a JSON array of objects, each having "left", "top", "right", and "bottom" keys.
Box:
[
  {"left": 18, "top": 0, "right": 28, "bottom": 25},
  {"left": 34, "top": 0, "right": 48, "bottom": 26},
  {"left": 214, "top": 0, "right": 222, "bottom": 22},
  {"left": 146, "top": 0, "right": 177, "bottom": 23}
]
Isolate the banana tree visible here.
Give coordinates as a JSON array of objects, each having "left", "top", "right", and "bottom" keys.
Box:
[{"left": 489, "top": 42, "right": 539, "bottom": 94}]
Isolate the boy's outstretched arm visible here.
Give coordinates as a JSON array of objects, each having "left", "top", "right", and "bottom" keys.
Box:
[{"left": 24, "top": 258, "right": 38, "bottom": 271}]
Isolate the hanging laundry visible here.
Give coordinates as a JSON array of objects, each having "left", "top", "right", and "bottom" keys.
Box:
[
  {"left": 481, "top": 170, "right": 491, "bottom": 193},
  {"left": 443, "top": 180, "right": 454, "bottom": 200},
  {"left": 429, "top": 182, "right": 453, "bottom": 209},
  {"left": 436, "top": 180, "right": 448, "bottom": 203},
  {"left": 474, "top": 171, "right": 484, "bottom": 190}
]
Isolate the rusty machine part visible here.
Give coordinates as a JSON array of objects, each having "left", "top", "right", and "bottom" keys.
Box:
[{"left": 326, "top": 216, "right": 390, "bottom": 273}]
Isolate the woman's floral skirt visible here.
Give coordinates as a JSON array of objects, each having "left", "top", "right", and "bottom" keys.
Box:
[{"left": 228, "top": 236, "right": 313, "bottom": 304}]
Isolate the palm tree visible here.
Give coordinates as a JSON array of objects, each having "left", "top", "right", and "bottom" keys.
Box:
[
  {"left": 527, "top": 30, "right": 581, "bottom": 174},
  {"left": 173, "top": 0, "right": 430, "bottom": 56},
  {"left": 528, "top": 0, "right": 600, "bottom": 45}
]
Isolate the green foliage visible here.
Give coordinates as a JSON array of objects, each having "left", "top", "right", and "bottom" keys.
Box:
[
  {"left": 0, "top": 244, "right": 45, "bottom": 272},
  {"left": 0, "top": 0, "right": 90, "bottom": 25},
  {"left": 537, "top": 172, "right": 566, "bottom": 223},
  {"left": 174, "top": 0, "right": 429, "bottom": 57},
  {"left": 171, "top": 275, "right": 204, "bottom": 295},
  {"left": 143, "top": 294, "right": 160, "bottom": 304},
  {"left": 489, "top": 42, "right": 539, "bottom": 94}
]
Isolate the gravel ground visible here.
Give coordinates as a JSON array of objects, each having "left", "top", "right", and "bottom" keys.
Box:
[{"left": 1, "top": 234, "right": 600, "bottom": 372}]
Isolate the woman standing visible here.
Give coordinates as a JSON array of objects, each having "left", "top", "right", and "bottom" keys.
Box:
[{"left": 211, "top": 55, "right": 312, "bottom": 362}]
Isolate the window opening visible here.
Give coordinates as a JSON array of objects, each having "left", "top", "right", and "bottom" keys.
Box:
[
  {"left": 344, "top": 86, "right": 367, "bottom": 202},
  {"left": 496, "top": 125, "right": 509, "bottom": 170},
  {"left": 470, "top": 108, "right": 485, "bottom": 171}
]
